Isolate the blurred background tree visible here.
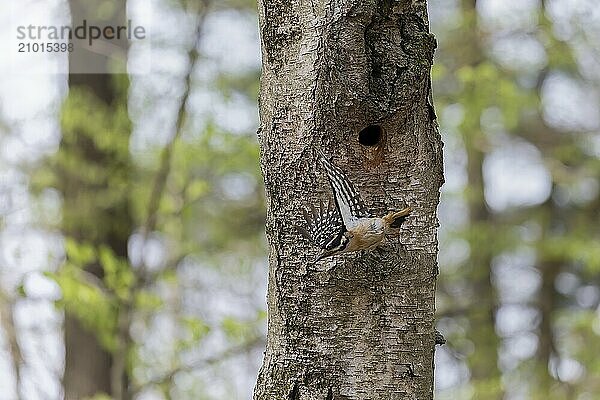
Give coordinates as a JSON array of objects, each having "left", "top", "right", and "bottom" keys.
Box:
[
  {"left": 0, "top": 0, "right": 598, "bottom": 399},
  {"left": 1, "top": 0, "right": 265, "bottom": 399},
  {"left": 432, "top": 0, "right": 600, "bottom": 399}
]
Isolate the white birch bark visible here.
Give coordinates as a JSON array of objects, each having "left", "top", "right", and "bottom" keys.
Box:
[{"left": 255, "top": 1, "right": 443, "bottom": 398}]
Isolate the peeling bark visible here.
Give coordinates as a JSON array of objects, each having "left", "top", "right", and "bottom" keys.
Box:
[{"left": 254, "top": 0, "right": 443, "bottom": 398}]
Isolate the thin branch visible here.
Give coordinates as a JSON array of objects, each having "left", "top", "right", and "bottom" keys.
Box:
[
  {"left": 0, "top": 292, "right": 23, "bottom": 400},
  {"left": 139, "top": 4, "right": 208, "bottom": 243},
  {"left": 112, "top": 2, "right": 212, "bottom": 399},
  {"left": 133, "top": 335, "right": 264, "bottom": 394},
  {"left": 135, "top": 3, "right": 210, "bottom": 290}
]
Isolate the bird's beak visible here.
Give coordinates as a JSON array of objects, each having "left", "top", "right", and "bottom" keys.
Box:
[
  {"left": 385, "top": 206, "right": 413, "bottom": 228},
  {"left": 396, "top": 206, "right": 412, "bottom": 217}
]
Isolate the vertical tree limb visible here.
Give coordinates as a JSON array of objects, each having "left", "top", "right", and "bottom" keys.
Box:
[
  {"left": 0, "top": 294, "right": 23, "bottom": 399},
  {"left": 254, "top": 0, "right": 443, "bottom": 398}
]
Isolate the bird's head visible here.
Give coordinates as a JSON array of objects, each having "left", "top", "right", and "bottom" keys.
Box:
[{"left": 316, "top": 233, "right": 350, "bottom": 261}]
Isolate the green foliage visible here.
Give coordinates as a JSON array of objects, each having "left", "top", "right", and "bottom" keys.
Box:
[
  {"left": 221, "top": 316, "right": 252, "bottom": 343},
  {"left": 433, "top": 1, "right": 600, "bottom": 398},
  {"left": 541, "top": 236, "right": 600, "bottom": 273},
  {"left": 456, "top": 61, "right": 533, "bottom": 135},
  {"left": 84, "top": 394, "right": 113, "bottom": 400},
  {"left": 98, "top": 245, "right": 135, "bottom": 301},
  {"left": 64, "top": 237, "right": 96, "bottom": 266},
  {"left": 131, "top": 119, "right": 264, "bottom": 258},
  {"left": 215, "top": 70, "right": 261, "bottom": 100},
  {"left": 222, "top": 310, "right": 266, "bottom": 344},
  {"left": 177, "top": 317, "right": 211, "bottom": 351},
  {"left": 13, "top": 1, "right": 266, "bottom": 399},
  {"left": 50, "top": 238, "right": 138, "bottom": 351},
  {"left": 134, "top": 290, "right": 164, "bottom": 311},
  {"left": 31, "top": 85, "right": 133, "bottom": 246},
  {"left": 19, "top": 1, "right": 596, "bottom": 398},
  {"left": 49, "top": 264, "right": 118, "bottom": 351}
]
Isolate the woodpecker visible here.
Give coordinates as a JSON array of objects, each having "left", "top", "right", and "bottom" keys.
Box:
[{"left": 297, "top": 153, "right": 412, "bottom": 261}]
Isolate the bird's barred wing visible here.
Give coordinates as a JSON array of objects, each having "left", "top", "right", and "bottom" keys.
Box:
[
  {"left": 296, "top": 199, "right": 345, "bottom": 250},
  {"left": 319, "top": 153, "right": 370, "bottom": 228}
]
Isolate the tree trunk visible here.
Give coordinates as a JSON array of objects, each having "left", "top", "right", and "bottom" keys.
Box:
[
  {"left": 463, "top": 135, "right": 502, "bottom": 398},
  {"left": 62, "top": 1, "right": 131, "bottom": 399},
  {"left": 254, "top": 1, "right": 442, "bottom": 398},
  {"left": 535, "top": 194, "right": 563, "bottom": 396},
  {"left": 449, "top": 0, "right": 503, "bottom": 397}
]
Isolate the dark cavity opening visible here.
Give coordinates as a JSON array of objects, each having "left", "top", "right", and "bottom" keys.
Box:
[{"left": 358, "top": 124, "right": 383, "bottom": 147}]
